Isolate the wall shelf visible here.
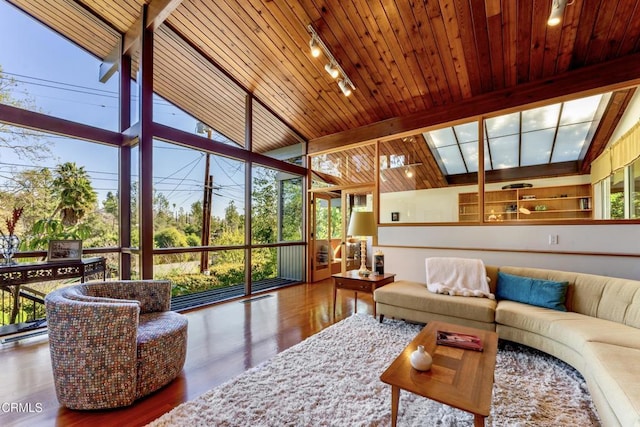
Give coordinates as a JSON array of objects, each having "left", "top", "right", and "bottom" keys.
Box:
[{"left": 458, "top": 184, "right": 592, "bottom": 222}]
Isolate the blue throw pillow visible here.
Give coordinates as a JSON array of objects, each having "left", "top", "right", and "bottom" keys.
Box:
[{"left": 496, "top": 271, "right": 569, "bottom": 311}]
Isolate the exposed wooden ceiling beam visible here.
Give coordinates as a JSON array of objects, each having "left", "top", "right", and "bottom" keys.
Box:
[
  {"left": 153, "top": 123, "right": 307, "bottom": 177},
  {"left": 125, "top": 0, "right": 184, "bottom": 54},
  {"left": 99, "top": 44, "right": 121, "bottom": 83},
  {"left": 311, "top": 171, "right": 340, "bottom": 187},
  {"left": 99, "top": 0, "right": 184, "bottom": 82},
  {"left": 0, "top": 103, "right": 122, "bottom": 146},
  {"left": 308, "top": 53, "right": 640, "bottom": 155},
  {"left": 447, "top": 161, "right": 581, "bottom": 186}
]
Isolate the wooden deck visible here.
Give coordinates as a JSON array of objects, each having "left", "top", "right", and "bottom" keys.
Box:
[
  {"left": 0, "top": 278, "right": 373, "bottom": 426},
  {"left": 170, "top": 277, "right": 301, "bottom": 311}
]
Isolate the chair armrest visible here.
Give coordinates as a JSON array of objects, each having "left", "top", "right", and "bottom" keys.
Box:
[
  {"left": 44, "top": 292, "right": 140, "bottom": 408},
  {"left": 84, "top": 280, "right": 172, "bottom": 313}
]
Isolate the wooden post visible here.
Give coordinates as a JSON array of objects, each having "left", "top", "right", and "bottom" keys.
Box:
[
  {"left": 119, "top": 45, "right": 132, "bottom": 280},
  {"left": 138, "top": 4, "right": 155, "bottom": 279},
  {"left": 244, "top": 94, "right": 253, "bottom": 296},
  {"left": 200, "top": 145, "right": 211, "bottom": 272}
]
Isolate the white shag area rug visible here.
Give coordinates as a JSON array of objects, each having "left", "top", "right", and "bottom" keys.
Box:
[{"left": 149, "top": 315, "right": 600, "bottom": 426}]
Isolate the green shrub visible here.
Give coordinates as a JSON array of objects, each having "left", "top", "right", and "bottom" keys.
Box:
[
  {"left": 165, "top": 273, "right": 220, "bottom": 296},
  {"left": 160, "top": 254, "right": 277, "bottom": 297},
  {"left": 186, "top": 233, "right": 200, "bottom": 246},
  {"left": 209, "top": 263, "right": 245, "bottom": 286}
]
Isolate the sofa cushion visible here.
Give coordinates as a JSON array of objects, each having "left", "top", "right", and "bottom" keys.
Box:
[
  {"left": 583, "top": 342, "right": 640, "bottom": 427},
  {"left": 374, "top": 280, "right": 496, "bottom": 323},
  {"left": 496, "top": 271, "right": 569, "bottom": 311},
  {"left": 495, "top": 300, "right": 585, "bottom": 337},
  {"left": 547, "top": 317, "right": 640, "bottom": 351},
  {"left": 596, "top": 276, "right": 640, "bottom": 327},
  {"left": 497, "top": 299, "right": 640, "bottom": 351}
]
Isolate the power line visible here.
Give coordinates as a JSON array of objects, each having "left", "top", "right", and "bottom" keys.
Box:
[
  {"left": 0, "top": 161, "right": 233, "bottom": 187},
  {"left": 9, "top": 89, "right": 117, "bottom": 109},
  {"left": 155, "top": 154, "right": 204, "bottom": 185},
  {"left": 2, "top": 71, "right": 117, "bottom": 95},
  {"left": 212, "top": 156, "right": 244, "bottom": 187},
  {"left": 1, "top": 72, "right": 180, "bottom": 107},
  {"left": 4, "top": 79, "right": 119, "bottom": 99},
  {"left": 1, "top": 129, "right": 85, "bottom": 139}
]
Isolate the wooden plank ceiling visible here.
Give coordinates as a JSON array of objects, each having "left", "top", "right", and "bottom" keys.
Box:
[{"left": 6, "top": 0, "right": 640, "bottom": 174}]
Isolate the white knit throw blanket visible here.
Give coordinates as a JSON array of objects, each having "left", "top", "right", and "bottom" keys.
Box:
[{"left": 425, "top": 257, "right": 494, "bottom": 299}]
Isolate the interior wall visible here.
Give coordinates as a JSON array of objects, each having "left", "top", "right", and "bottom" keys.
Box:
[
  {"left": 375, "top": 223, "right": 640, "bottom": 281},
  {"left": 380, "top": 175, "right": 590, "bottom": 223},
  {"left": 375, "top": 92, "right": 640, "bottom": 281}
]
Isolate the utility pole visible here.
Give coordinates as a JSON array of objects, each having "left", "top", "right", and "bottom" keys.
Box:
[{"left": 197, "top": 123, "right": 213, "bottom": 273}]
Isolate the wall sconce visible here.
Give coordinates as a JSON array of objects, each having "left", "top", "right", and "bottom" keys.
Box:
[
  {"left": 307, "top": 25, "right": 356, "bottom": 97},
  {"left": 547, "top": 0, "right": 569, "bottom": 26}
]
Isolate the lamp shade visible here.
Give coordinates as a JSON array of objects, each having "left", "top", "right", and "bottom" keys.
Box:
[{"left": 348, "top": 211, "right": 376, "bottom": 237}]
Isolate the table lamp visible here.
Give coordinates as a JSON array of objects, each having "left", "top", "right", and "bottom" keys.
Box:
[{"left": 347, "top": 211, "right": 377, "bottom": 276}]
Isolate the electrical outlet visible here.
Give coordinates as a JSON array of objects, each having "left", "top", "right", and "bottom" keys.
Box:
[{"left": 548, "top": 234, "right": 559, "bottom": 245}]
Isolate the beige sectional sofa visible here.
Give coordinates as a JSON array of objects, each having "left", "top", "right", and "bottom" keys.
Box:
[{"left": 374, "top": 265, "right": 640, "bottom": 427}]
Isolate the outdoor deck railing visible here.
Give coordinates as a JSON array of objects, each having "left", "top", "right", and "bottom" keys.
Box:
[
  {"left": 0, "top": 285, "right": 46, "bottom": 329},
  {"left": 0, "top": 245, "right": 305, "bottom": 338}
]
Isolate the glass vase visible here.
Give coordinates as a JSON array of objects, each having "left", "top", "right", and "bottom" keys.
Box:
[{"left": 0, "top": 235, "right": 20, "bottom": 266}]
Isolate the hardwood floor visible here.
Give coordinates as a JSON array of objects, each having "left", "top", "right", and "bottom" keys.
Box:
[{"left": 0, "top": 279, "right": 375, "bottom": 427}]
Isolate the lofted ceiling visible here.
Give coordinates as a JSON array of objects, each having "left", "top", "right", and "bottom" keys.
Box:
[{"left": 5, "top": 0, "right": 640, "bottom": 178}]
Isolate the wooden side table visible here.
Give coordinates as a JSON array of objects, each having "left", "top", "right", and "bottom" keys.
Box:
[{"left": 332, "top": 271, "right": 396, "bottom": 318}]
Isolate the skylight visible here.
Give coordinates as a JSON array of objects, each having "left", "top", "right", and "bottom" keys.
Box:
[{"left": 423, "top": 93, "right": 611, "bottom": 176}]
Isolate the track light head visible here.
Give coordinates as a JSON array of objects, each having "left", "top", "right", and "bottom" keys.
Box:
[
  {"left": 309, "top": 37, "right": 322, "bottom": 57},
  {"left": 308, "top": 24, "right": 356, "bottom": 97},
  {"left": 405, "top": 167, "right": 414, "bottom": 178},
  {"left": 338, "top": 79, "right": 352, "bottom": 97},
  {"left": 324, "top": 63, "right": 339, "bottom": 79},
  {"left": 547, "top": 0, "right": 568, "bottom": 26}
]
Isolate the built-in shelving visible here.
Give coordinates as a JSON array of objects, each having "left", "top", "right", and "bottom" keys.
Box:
[{"left": 458, "top": 184, "right": 592, "bottom": 222}]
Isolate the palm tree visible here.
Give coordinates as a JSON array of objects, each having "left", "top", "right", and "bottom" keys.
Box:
[{"left": 52, "top": 162, "right": 97, "bottom": 226}]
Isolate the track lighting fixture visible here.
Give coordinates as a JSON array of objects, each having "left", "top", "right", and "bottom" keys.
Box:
[
  {"left": 309, "top": 36, "right": 322, "bottom": 58},
  {"left": 404, "top": 167, "right": 414, "bottom": 178},
  {"left": 338, "top": 79, "right": 352, "bottom": 97},
  {"left": 401, "top": 136, "right": 416, "bottom": 144},
  {"left": 547, "top": 0, "right": 568, "bottom": 26},
  {"left": 324, "top": 62, "right": 339, "bottom": 79},
  {"left": 307, "top": 24, "right": 356, "bottom": 97}
]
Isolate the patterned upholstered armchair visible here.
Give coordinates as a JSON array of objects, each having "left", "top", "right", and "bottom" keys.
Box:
[{"left": 44, "top": 280, "right": 188, "bottom": 410}]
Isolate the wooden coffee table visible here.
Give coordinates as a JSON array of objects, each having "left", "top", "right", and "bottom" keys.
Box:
[
  {"left": 380, "top": 321, "right": 498, "bottom": 426},
  {"left": 332, "top": 271, "right": 395, "bottom": 318}
]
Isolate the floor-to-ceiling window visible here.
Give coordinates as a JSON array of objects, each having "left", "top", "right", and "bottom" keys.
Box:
[
  {"left": 0, "top": 1, "right": 307, "bottom": 326},
  {"left": 0, "top": 2, "right": 123, "bottom": 330},
  {"left": 251, "top": 165, "right": 304, "bottom": 290}
]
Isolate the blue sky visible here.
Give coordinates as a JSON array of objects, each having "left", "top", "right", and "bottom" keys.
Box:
[{"left": 0, "top": 1, "right": 244, "bottom": 217}]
